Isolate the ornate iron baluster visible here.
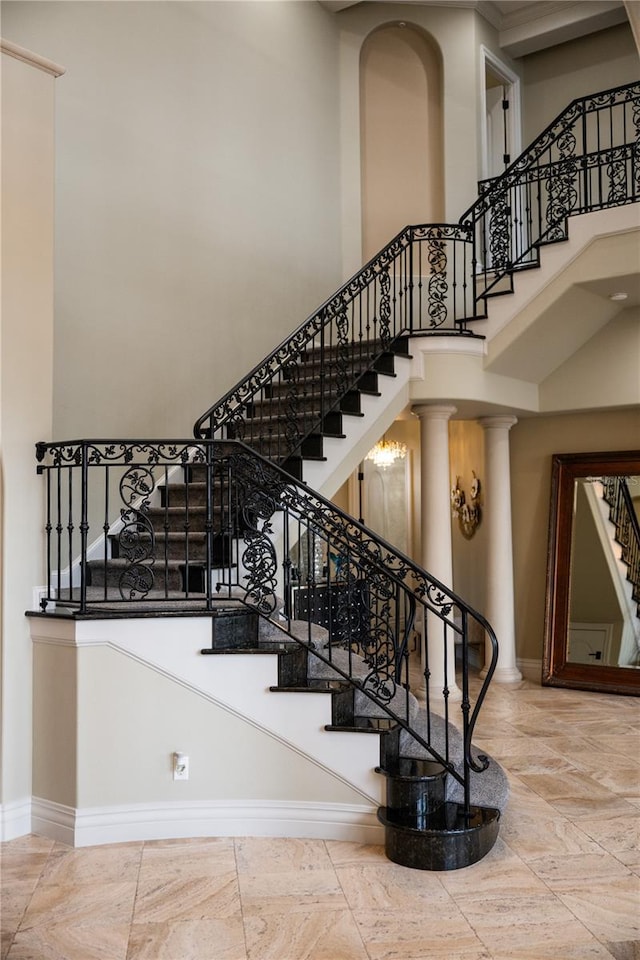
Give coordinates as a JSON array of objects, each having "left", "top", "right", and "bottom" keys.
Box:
[
  {"left": 231, "top": 452, "right": 281, "bottom": 615},
  {"left": 427, "top": 231, "right": 448, "bottom": 327},
  {"left": 378, "top": 268, "right": 391, "bottom": 347},
  {"left": 606, "top": 146, "right": 628, "bottom": 204},
  {"left": 117, "top": 466, "right": 157, "bottom": 600},
  {"left": 334, "top": 296, "right": 351, "bottom": 396},
  {"left": 283, "top": 356, "right": 301, "bottom": 451},
  {"left": 633, "top": 98, "right": 640, "bottom": 199},
  {"left": 488, "top": 191, "right": 510, "bottom": 273},
  {"left": 546, "top": 129, "right": 578, "bottom": 239}
]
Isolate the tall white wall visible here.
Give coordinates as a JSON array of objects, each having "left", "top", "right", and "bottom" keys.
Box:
[
  {"left": 1, "top": 1, "right": 342, "bottom": 440},
  {"left": 0, "top": 43, "right": 61, "bottom": 837}
]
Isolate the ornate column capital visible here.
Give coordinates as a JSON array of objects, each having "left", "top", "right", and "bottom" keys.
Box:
[
  {"left": 478, "top": 415, "right": 518, "bottom": 431},
  {"left": 412, "top": 404, "right": 457, "bottom": 422}
]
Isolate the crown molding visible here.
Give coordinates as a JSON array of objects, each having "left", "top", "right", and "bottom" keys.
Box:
[{"left": 318, "top": 0, "right": 628, "bottom": 55}]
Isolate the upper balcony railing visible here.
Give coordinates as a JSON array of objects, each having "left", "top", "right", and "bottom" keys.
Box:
[
  {"left": 193, "top": 81, "right": 639, "bottom": 463},
  {"left": 465, "top": 81, "right": 640, "bottom": 298}
]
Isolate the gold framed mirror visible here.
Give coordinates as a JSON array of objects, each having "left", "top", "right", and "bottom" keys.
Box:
[{"left": 542, "top": 450, "right": 640, "bottom": 696}]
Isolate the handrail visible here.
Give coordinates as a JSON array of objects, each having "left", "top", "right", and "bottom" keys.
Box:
[
  {"left": 460, "top": 80, "right": 640, "bottom": 221},
  {"left": 462, "top": 80, "right": 640, "bottom": 300},
  {"left": 193, "top": 222, "right": 473, "bottom": 449},
  {"left": 35, "top": 437, "right": 499, "bottom": 807},
  {"left": 193, "top": 81, "right": 639, "bottom": 453}
]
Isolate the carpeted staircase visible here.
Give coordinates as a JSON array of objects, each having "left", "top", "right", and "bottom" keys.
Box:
[{"left": 87, "top": 337, "right": 411, "bottom": 598}]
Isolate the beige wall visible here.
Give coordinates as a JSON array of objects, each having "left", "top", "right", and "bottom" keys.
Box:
[
  {"left": 32, "top": 643, "right": 77, "bottom": 807},
  {"left": 1, "top": 48, "right": 57, "bottom": 818},
  {"left": 510, "top": 409, "right": 640, "bottom": 665},
  {"left": 522, "top": 23, "right": 639, "bottom": 143},
  {"left": 540, "top": 308, "right": 640, "bottom": 413},
  {"left": 449, "top": 420, "right": 487, "bottom": 638},
  {"left": 2, "top": 1, "right": 342, "bottom": 441},
  {"left": 31, "top": 642, "right": 366, "bottom": 810},
  {"left": 337, "top": 3, "right": 515, "bottom": 275},
  {"left": 360, "top": 24, "right": 444, "bottom": 260}
]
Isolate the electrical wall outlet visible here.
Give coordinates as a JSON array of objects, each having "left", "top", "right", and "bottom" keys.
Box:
[
  {"left": 173, "top": 752, "right": 189, "bottom": 781},
  {"left": 33, "top": 586, "right": 51, "bottom": 611}
]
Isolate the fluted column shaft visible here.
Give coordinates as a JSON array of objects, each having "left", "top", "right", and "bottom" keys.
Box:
[
  {"left": 412, "top": 404, "right": 461, "bottom": 701},
  {"left": 479, "top": 416, "right": 522, "bottom": 683}
]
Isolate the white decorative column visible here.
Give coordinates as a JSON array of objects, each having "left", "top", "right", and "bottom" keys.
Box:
[
  {"left": 412, "top": 405, "right": 461, "bottom": 701},
  {"left": 478, "top": 416, "right": 523, "bottom": 683}
]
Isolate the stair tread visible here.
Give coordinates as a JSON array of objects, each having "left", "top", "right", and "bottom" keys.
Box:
[
  {"left": 376, "top": 757, "right": 447, "bottom": 780},
  {"left": 201, "top": 642, "right": 299, "bottom": 655},
  {"left": 325, "top": 718, "right": 398, "bottom": 733},
  {"left": 378, "top": 801, "right": 500, "bottom": 834},
  {"left": 270, "top": 677, "right": 350, "bottom": 692},
  {"left": 88, "top": 557, "right": 186, "bottom": 569}
]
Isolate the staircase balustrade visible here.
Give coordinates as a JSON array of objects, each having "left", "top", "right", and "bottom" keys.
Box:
[
  {"left": 35, "top": 437, "right": 499, "bottom": 821},
  {"left": 32, "top": 82, "right": 640, "bottom": 866},
  {"left": 194, "top": 81, "right": 640, "bottom": 462}
]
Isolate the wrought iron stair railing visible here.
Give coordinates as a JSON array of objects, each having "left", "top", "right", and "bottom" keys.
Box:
[
  {"left": 465, "top": 81, "right": 640, "bottom": 301},
  {"left": 35, "top": 437, "right": 499, "bottom": 824},
  {"left": 193, "top": 81, "right": 639, "bottom": 467},
  {"left": 601, "top": 475, "right": 640, "bottom": 616}
]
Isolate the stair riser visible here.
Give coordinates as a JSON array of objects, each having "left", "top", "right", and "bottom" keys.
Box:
[
  {"left": 110, "top": 536, "right": 232, "bottom": 565},
  {"left": 234, "top": 412, "right": 345, "bottom": 440},
  {"left": 87, "top": 562, "right": 184, "bottom": 593},
  {"left": 210, "top": 610, "right": 259, "bottom": 648},
  {"left": 378, "top": 804, "right": 500, "bottom": 871},
  {"left": 144, "top": 509, "right": 209, "bottom": 532},
  {"left": 160, "top": 485, "right": 213, "bottom": 508},
  {"left": 383, "top": 777, "right": 446, "bottom": 825}
]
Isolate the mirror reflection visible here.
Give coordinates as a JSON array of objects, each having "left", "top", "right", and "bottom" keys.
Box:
[
  {"left": 543, "top": 451, "right": 640, "bottom": 696},
  {"left": 568, "top": 476, "right": 640, "bottom": 669}
]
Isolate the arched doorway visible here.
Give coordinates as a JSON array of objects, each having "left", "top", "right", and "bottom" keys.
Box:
[{"left": 360, "top": 23, "right": 444, "bottom": 262}]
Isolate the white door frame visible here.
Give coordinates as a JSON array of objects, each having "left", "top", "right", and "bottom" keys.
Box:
[{"left": 480, "top": 46, "right": 522, "bottom": 181}]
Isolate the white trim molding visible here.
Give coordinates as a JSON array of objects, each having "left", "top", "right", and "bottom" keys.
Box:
[
  {"left": 517, "top": 658, "right": 542, "bottom": 683},
  {"left": 31, "top": 797, "right": 383, "bottom": 848},
  {"left": 479, "top": 45, "right": 522, "bottom": 182},
  {"left": 0, "top": 38, "right": 66, "bottom": 77},
  {"left": 0, "top": 797, "right": 32, "bottom": 841}
]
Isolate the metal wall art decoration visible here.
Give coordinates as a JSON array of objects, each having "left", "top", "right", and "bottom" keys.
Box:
[{"left": 451, "top": 472, "right": 482, "bottom": 539}]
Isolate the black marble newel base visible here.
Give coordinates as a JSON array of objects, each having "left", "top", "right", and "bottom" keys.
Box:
[
  {"left": 375, "top": 758, "right": 447, "bottom": 828},
  {"left": 377, "top": 802, "right": 500, "bottom": 871}
]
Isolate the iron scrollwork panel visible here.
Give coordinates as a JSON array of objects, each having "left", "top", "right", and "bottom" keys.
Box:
[
  {"left": 117, "top": 466, "right": 157, "bottom": 599},
  {"left": 545, "top": 130, "right": 578, "bottom": 239},
  {"left": 230, "top": 452, "right": 282, "bottom": 615}
]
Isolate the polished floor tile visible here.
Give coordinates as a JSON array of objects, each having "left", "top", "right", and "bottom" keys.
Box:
[{"left": 2, "top": 677, "right": 639, "bottom": 960}]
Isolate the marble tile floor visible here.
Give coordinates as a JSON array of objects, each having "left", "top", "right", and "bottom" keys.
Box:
[{"left": 1, "top": 677, "right": 639, "bottom": 960}]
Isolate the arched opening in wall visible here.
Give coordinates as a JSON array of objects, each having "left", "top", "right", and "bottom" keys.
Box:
[{"left": 360, "top": 23, "right": 444, "bottom": 263}]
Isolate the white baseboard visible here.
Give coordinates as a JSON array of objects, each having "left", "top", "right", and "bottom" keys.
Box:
[
  {"left": 1, "top": 797, "right": 32, "bottom": 841},
  {"left": 517, "top": 658, "right": 542, "bottom": 683},
  {"left": 31, "top": 797, "right": 76, "bottom": 846},
  {"left": 31, "top": 797, "right": 384, "bottom": 848}
]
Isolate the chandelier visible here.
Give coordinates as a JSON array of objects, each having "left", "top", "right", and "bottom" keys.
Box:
[{"left": 365, "top": 436, "right": 407, "bottom": 469}]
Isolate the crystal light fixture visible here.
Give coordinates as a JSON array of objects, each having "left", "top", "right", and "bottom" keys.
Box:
[{"left": 366, "top": 436, "right": 407, "bottom": 469}]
